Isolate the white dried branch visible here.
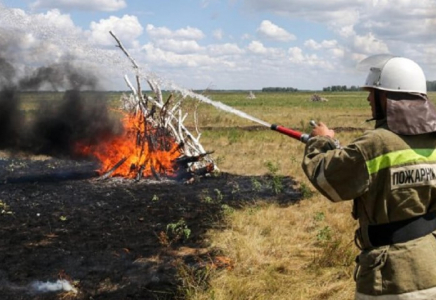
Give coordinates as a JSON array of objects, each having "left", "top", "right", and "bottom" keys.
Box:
[
  {"left": 155, "top": 81, "right": 163, "bottom": 104},
  {"left": 181, "top": 112, "right": 188, "bottom": 124},
  {"left": 143, "top": 96, "right": 205, "bottom": 153},
  {"left": 123, "top": 75, "right": 147, "bottom": 115},
  {"left": 166, "top": 121, "right": 182, "bottom": 144},
  {"left": 169, "top": 99, "right": 183, "bottom": 116},
  {"left": 194, "top": 133, "right": 202, "bottom": 144},
  {"left": 110, "top": 30, "right": 157, "bottom": 96},
  {"left": 193, "top": 101, "right": 201, "bottom": 136},
  {"left": 110, "top": 31, "right": 139, "bottom": 69},
  {"left": 111, "top": 31, "right": 216, "bottom": 174},
  {"left": 178, "top": 110, "right": 184, "bottom": 146},
  {"left": 133, "top": 81, "right": 206, "bottom": 156},
  {"left": 135, "top": 75, "right": 148, "bottom": 113},
  {"left": 124, "top": 74, "right": 137, "bottom": 95}
]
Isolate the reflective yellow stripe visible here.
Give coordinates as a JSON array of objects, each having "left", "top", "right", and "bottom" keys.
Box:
[{"left": 366, "top": 149, "right": 436, "bottom": 175}]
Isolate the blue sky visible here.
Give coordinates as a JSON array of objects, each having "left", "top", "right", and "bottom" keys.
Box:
[{"left": 1, "top": 0, "right": 436, "bottom": 91}]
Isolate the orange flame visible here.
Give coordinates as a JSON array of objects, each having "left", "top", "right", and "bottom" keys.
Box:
[{"left": 76, "top": 112, "right": 182, "bottom": 178}]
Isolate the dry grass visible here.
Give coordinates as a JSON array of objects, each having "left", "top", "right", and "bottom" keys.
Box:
[
  {"left": 185, "top": 196, "right": 357, "bottom": 300},
  {"left": 185, "top": 128, "right": 361, "bottom": 299},
  {"left": 178, "top": 91, "right": 428, "bottom": 300}
]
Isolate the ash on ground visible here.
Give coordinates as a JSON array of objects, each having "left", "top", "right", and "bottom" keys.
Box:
[{"left": 0, "top": 156, "right": 301, "bottom": 300}]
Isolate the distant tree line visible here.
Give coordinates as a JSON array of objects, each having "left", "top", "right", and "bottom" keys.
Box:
[
  {"left": 322, "top": 85, "right": 360, "bottom": 92},
  {"left": 322, "top": 81, "right": 436, "bottom": 92},
  {"left": 427, "top": 81, "right": 436, "bottom": 91},
  {"left": 262, "top": 87, "right": 298, "bottom": 92}
]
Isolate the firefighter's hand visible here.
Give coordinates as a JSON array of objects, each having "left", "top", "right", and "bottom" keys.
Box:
[{"left": 310, "top": 122, "right": 335, "bottom": 138}]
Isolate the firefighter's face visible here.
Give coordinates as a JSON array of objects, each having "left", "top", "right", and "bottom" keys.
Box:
[
  {"left": 367, "top": 89, "right": 377, "bottom": 118},
  {"left": 367, "top": 89, "right": 387, "bottom": 118}
]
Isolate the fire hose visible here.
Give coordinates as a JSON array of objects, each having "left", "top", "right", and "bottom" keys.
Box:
[{"left": 270, "top": 120, "right": 316, "bottom": 143}]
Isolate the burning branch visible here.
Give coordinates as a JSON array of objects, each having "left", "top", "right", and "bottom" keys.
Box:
[
  {"left": 98, "top": 156, "right": 128, "bottom": 180},
  {"left": 88, "top": 31, "right": 217, "bottom": 181}
]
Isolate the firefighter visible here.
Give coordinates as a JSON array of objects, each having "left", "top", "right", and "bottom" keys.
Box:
[{"left": 302, "top": 55, "right": 436, "bottom": 299}]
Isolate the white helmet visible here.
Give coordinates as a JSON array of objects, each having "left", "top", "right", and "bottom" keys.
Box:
[{"left": 360, "top": 55, "right": 427, "bottom": 94}]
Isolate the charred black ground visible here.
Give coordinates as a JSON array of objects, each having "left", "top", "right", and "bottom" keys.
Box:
[{"left": 0, "top": 156, "right": 301, "bottom": 300}]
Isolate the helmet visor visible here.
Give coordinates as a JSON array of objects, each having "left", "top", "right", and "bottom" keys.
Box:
[
  {"left": 359, "top": 54, "right": 396, "bottom": 90},
  {"left": 357, "top": 54, "right": 396, "bottom": 71}
]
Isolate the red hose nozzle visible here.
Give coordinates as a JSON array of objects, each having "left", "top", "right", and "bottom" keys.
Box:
[{"left": 271, "top": 124, "right": 310, "bottom": 143}]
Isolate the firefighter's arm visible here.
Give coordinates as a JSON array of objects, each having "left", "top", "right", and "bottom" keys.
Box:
[{"left": 301, "top": 135, "right": 369, "bottom": 202}]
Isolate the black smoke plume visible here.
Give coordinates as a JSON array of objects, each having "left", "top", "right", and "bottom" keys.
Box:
[
  {"left": 0, "top": 59, "right": 123, "bottom": 158},
  {"left": 24, "top": 90, "right": 123, "bottom": 157},
  {"left": 18, "top": 62, "right": 99, "bottom": 91},
  {"left": 0, "top": 87, "right": 23, "bottom": 149},
  {"left": 0, "top": 57, "right": 16, "bottom": 87}
]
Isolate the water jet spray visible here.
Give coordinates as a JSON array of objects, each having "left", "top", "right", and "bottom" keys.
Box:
[{"left": 174, "top": 89, "right": 315, "bottom": 144}]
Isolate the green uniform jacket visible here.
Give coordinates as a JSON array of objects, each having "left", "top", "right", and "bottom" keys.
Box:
[{"left": 302, "top": 121, "right": 436, "bottom": 299}]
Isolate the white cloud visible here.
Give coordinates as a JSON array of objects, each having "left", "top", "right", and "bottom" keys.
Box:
[
  {"left": 141, "top": 43, "right": 235, "bottom": 68},
  {"left": 257, "top": 20, "right": 296, "bottom": 42},
  {"left": 21, "top": 8, "right": 78, "bottom": 34},
  {"left": 242, "top": 0, "right": 436, "bottom": 51},
  {"left": 355, "top": 1, "right": 436, "bottom": 44},
  {"left": 247, "top": 40, "right": 267, "bottom": 54},
  {"left": 89, "top": 15, "right": 143, "bottom": 47},
  {"left": 0, "top": 8, "right": 81, "bottom": 63},
  {"left": 329, "top": 47, "right": 345, "bottom": 59},
  {"left": 146, "top": 24, "right": 205, "bottom": 41},
  {"left": 246, "top": 41, "right": 286, "bottom": 62},
  {"left": 208, "top": 43, "right": 244, "bottom": 56},
  {"left": 245, "top": 1, "right": 364, "bottom": 32},
  {"left": 304, "top": 39, "right": 318, "bottom": 50},
  {"left": 288, "top": 47, "right": 334, "bottom": 69},
  {"left": 241, "top": 0, "right": 436, "bottom": 80},
  {"left": 304, "top": 39, "right": 344, "bottom": 59},
  {"left": 338, "top": 25, "right": 355, "bottom": 38},
  {"left": 352, "top": 53, "right": 368, "bottom": 64},
  {"left": 31, "top": 0, "right": 126, "bottom": 11},
  {"left": 213, "top": 29, "right": 224, "bottom": 40},
  {"left": 304, "top": 39, "right": 338, "bottom": 50},
  {"left": 153, "top": 39, "right": 204, "bottom": 54},
  {"left": 288, "top": 47, "right": 304, "bottom": 63},
  {"left": 353, "top": 33, "right": 389, "bottom": 54},
  {"left": 0, "top": 7, "right": 118, "bottom": 89},
  {"left": 3, "top": 0, "right": 436, "bottom": 90},
  {"left": 325, "top": 9, "right": 360, "bottom": 30}
]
